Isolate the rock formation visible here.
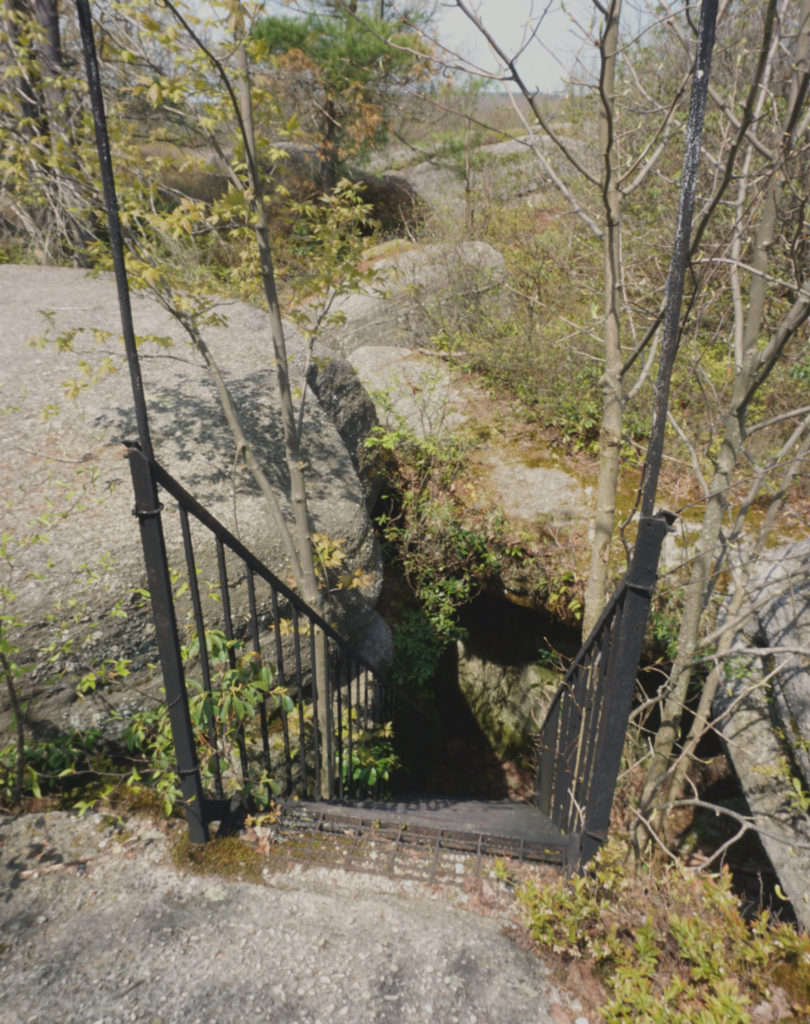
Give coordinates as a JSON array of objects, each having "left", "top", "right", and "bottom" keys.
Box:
[
  {"left": 314, "top": 241, "right": 507, "bottom": 356},
  {"left": 714, "top": 538, "right": 810, "bottom": 929},
  {"left": 0, "top": 265, "right": 380, "bottom": 740}
]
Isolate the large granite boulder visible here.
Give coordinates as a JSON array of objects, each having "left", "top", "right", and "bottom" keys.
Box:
[
  {"left": 0, "top": 265, "right": 382, "bottom": 740},
  {"left": 365, "top": 133, "right": 600, "bottom": 219},
  {"left": 335, "top": 344, "right": 588, "bottom": 761},
  {"left": 306, "top": 344, "right": 383, "bottom": 512},
  {"left": 713, "top": 539, "right": 810, "bottom": 928}
]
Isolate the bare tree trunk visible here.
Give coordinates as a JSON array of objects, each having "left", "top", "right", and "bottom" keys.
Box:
[
  {"left": 320, "top": 94, "right": 338, "bottom": 193},
  {"left": 582, "top": 0, "right": 623, "bottom": 638},
  {"left": 138, "top": 0, "right": 335, "bottom": 797},
  {"left": 662, "top": 418, "right": 810, "bottom": 808},
  {"left": 32, "top": 0, "right": 60, "bottom": 71},
  {"left": 5, "top": 0, "right": 49, "bottom": 135},
  {"left": 636, "top": 0, "right": 810, "bottom": 841},
  {"left": 236, "top": 38, "right": 332, "bottom": 797},
  {"left": 234, "top": 40, "right": 322, "bottom": 615}
]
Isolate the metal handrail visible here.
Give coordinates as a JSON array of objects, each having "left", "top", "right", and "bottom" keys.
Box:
[
  {"left": 127, "top": 443, "right": 431, "bottom": 842},
  {"left": 535, "top": 511, "right": 674, "bottom": 863}
]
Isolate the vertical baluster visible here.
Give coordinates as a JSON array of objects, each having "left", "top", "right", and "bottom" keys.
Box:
[
  {"left": 247, "top": 571, "right": 272, "bottom": 797},
  {"left": 579, "top": 514, "right": 673, "bottom": 864},
  {"left": 335, "top": 642, "right": 344, "bottom": 800},
  {"left": 179, "top": 506, "right": 222, "bottom": 799},
  {"left": 321, "top": 627, "right": 333, "bottom": 799},
  {"left": 126, "top": 449, "right": 208, "bottom": 843},
  {"left": 552, "top": 676, "right": 578, "bottom": 826},
  {"left": 536, "top": 692, "right": 561, "bottom": 817},
  {"left": 564, "top": 609, "right": 612, "bottom": 832},
  {"left": 290, "top": 603, "right": 308, "bottom": 794},
  {"left": 345, "top": 652, "right": 353, "bottom": 796},
  {"left": 216, "top": 539, "right": 248, "bottom": 783},
  {"left": 575, "top": 600, "right": 623, "bottom": 825},
  {"left": 308, "top": 619, "right": 320, "bottom": 798},
  {"left": 269, "top": 588, "right": 292, "bottom": 794}
]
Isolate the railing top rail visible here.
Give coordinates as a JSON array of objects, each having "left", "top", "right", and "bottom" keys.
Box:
[
  {"left": 546, "top": 510, "right": 676, "bottom": 701},
  {"left": 557, "top": 509, "right": 679, "bottom": 679},
  {"left": 565, "top": 581, "right": 624, "bottom": 677},
  {"left": 129, "top": 442, "right": 357, "bottom": 647},
  {"left": 535, "top": 511, "right": 675, "bottom": 850},
  {"left": 127, "top": 443, "right": 429, "bottom": 724}
]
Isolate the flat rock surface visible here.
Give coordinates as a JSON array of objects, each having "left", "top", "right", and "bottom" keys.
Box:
[
  {"left": 0, "top": 811, "right": 596, "bottom": 1024},
  {"left": 316, "top": 242, "right": 506, "bottom": 356},
  {"left": 751, "top": 538, "right": 810, "bottom": 782},
  {"left": 0, "top": 264, "right": 379, "bottom": 736},
  {"left": 0, "top": 264, "right": 375, "bottom": 622},
  {"left": 347, "top": 346, "right": 586, "bottom": 528},
  {"left": 486, "top": 461, "right": 585, "bottom": 526}
]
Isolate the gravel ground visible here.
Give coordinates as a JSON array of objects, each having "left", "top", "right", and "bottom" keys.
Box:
[{"left": 0, "top": 811, "right": 599, "bottom": 1024}]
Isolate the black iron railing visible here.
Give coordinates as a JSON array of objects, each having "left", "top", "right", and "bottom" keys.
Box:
[
  {"left": 535, "top": 511, "right": 674, "bottom": 865},
  {"left": 128, "top": 436, "right": 671, "bottom": 862},
  {"left": 127, "top": 443, "right": 430, "bottom": 844},
  {"left": 76, "top": 0, "right": 701, "bottom": 867}
]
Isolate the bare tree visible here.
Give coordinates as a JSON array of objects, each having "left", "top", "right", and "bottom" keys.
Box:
[
  {"left": 68, "top": 0, "right": 369, "bottom": 795},
  {"left": 634, "top": 0, "right": 810, "bottom": 841},
  {"left": 382, "top": 0, "right": 810, "bottom": 853},
  {"left": 383, "top": 0, "right": 709, "bottom": 633}
]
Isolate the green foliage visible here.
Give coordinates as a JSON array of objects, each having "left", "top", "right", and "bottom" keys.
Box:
[
  {"left": 788, "top": 774, "right": 810, "bottom": 816},
  {"left": 0, "top": 727, "right": 105, "bottom": 808},
  {"left": 367, "top": 409, "right": 499, "bottom": 651},
  {"left": 254, "top": 8, "right": 424, "bottom": 99},
  {"left": 0, "top": 620, "right": 286, "bottom": 818},
  {"left": 284, "top": 179, "right": 381, "bottom": 339},
  {"left": 520, "top": 840, "right": 810, "bottom": 1023},
  {"left": 339, "top": 716, "right": 399, "bottom": 795},
  {"left": 0, "top": 508, "right": 121, "bottom": 809},
  {"left": 418, "top": 216, "right": 626, "bottom": 453},
  {"left": 536, "top": 644, "right": 566, "bottom": 673},
  {"left": 650, "top": 585, "right": 685, "bottom": 661},
  {"left": 252, "top": 7, "right": 431, "bottom": 175},
  {"left": 123, "top": 629, "right": 287, "bottom": 816},
  {"left": 389, "top": 607, "right": 444, "bottom": 696},
  {"left": 0, "top": 0, "right": 384, "bottom": 312},
  {"left": 789, "top": 357, "right": 810, "bottom": 383}
]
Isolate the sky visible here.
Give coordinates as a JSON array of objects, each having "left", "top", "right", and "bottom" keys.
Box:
[
  {"left": 431, "top": 1, "right": 597, "bottom": 94},
  {"left": 255, "top": 0, "right": 601, "bottom": 95}
]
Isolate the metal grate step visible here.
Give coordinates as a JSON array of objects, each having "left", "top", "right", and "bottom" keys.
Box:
[{"left": 266, "top": 798, "right": 575, "bottom": 882}]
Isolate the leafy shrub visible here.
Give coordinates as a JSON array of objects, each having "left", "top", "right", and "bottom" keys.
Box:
[
  {"left": 0, "top": 728, "right": 105, "bottom": 809},
  {"left": 519, "top": 839, "right": 810, "bottom": 1023},
  {"left": 389, "top": 607, "right": 445, "bottom": 696},
  {"left": 123, "top": 629, "right": 288, "bottom": 816},
  {"left": 339, "top": 717, "right": 399, "bottom": 796},
  {"left": 367, "top": 414, "right": 500, "bottom": 652}
]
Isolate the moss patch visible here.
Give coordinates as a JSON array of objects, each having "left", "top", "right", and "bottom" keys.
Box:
[{"left": 171, "top": 834, "right": 264, "bottom": 884}]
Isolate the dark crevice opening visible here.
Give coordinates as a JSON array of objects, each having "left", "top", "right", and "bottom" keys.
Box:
[{"left": 412, "top": 591, "right": 580, "bottom": 801}]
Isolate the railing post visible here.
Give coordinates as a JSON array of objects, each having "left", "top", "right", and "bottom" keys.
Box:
[
  {"left": 578, "top": 511, "right": 675, "bottom": 865},
  {"left": 127, "top": 444, "right": 209, "bottom": 844}
]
